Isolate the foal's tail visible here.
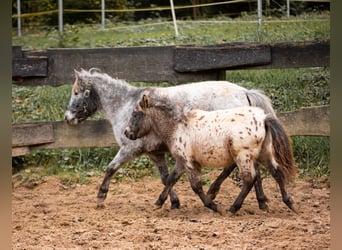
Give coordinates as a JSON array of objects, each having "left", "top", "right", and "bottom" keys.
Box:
[
  {"left": 246, "top": 89, "right": 277, "bottom": 117},
  {"left": 264, "top": 115, "right": 297, "bottom": 183}
]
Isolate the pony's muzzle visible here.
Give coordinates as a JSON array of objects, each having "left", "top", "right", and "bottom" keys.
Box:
[{"left": 64, "top": 110, "right": 78, "bottom": 125}]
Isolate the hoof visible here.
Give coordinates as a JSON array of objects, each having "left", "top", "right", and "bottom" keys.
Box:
[
  {"left": 171, "top": 200, "right": 180, "bottom": 209},
  {"left": 289, "top": 203, "right": 299, "bottom": 214},
  {"left": 207, "top": 191, "right": 218, "bottom": 201},
  {"left": 96, "top": 203, "right": 105, "bottom": 210},
  {"left": 153, "top": 202, "right": 163, "bottom": 211},
  {"left": 206, "top": 202, "right": 219, "bottom": 213},
  {"left": 155, "top": 199, "right": 164, "bottom": 207},
  {"left": 285, "top": 197, "right": 298, "bottom": 214},
  {"left": 228, "top": 204, "right": 240, "bottom": 214},
  {"left": 96, "top": 197, "right": 106, "bottom": 209},
  {"left": 227, "top": 210, "right": 237, "bottom": 217},
  {"left": 258, "top": 203, "right": 269, "bottom": 212},
  {"left": 215, "top": 206, "right": 223, "bottom": 215},
  {"left": 97, "top": 189, "right": 108, "bottom": 200}
]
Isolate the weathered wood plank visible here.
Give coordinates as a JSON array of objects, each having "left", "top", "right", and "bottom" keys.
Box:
[
  {"left": 33, "top": 120, "right": 117, "bottom": 149},
  {"left": 13, "top": 46, "right": 221, "bottom": 86},
  {"left": 12, "top": 57, "right": 48, "bottom": 79},
  {"left": 278, "top": 105, "right": 330, "bottom": 136},
  {"left": 12, "top": 106, "right": 329, "bottom": 156},
  {"left": 174, "top": 43, "right": 271, "bottom": 72},
  {"left": 12, "top": 147, "right": 30, "bottom": 157},
  {"left": 12, "top": 123, "right": 54, "bottom": 147},
  {"left": 174, "top": 40, "right": 329, "bottom": 72},
  {"left": 12, "top": 40, "right": 329, "bottom": 86},
  {"left": 262, "top": 40, "right": 330, "bottom": 69}
]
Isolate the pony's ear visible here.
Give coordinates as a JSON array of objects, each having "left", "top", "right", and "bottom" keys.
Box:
[
  {"left": 74, "top": 69, "right": 81, "bottom": 78},
  {"left": 73, "top": 69, "right": 82, "bottom": 89},
  {"left": 140, "top": 94, "right": 151, "bottom": 109}
]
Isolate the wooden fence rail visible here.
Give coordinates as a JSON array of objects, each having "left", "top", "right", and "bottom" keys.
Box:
[
  {"left": 12, "top": 40, "right": 329, "bottom": 86},
  {"left": 12, "top": 106, "right": 330, "bottom": 157},
  {"left": 12, "top": 40, "right": 330, "bottom": 157}
]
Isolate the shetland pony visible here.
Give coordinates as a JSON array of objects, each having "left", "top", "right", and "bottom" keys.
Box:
[{"left": 125, "top": 92, "right": 297, "bottom": 213}]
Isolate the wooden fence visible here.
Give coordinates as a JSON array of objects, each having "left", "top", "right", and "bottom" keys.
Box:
[{"left": 12, "top": 40, "right": 330, "bottom": 156}]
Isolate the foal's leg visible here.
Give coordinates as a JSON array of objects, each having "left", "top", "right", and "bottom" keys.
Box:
[
  {"left": 253, "top": 163, "right": 269, "bottom": 211},
  {"left": 207, "top": 164, "right": 236, "bottom": 200},
  {"left": 265, "top": 161, "right": 297, "bottom": 213},
  {"left": 229, "top": 176, "right": 256, "bottom": 214},
  {"left": 155, "top": 160, "right": 185, "bottom": 208},
  {"left": 229, "top": 155, "right": 256, "bottom": 214},
  {"left": 187, "top": 168, "right": 219, "bottom": 213},
  {"left": 207, "top": 163, "right": 269, "bottom": 211},
  {"left": 148, "top": 152, "right": 180, "bottom": 209}
]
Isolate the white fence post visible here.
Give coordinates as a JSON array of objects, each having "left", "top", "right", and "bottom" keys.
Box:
[
  {"left": 17, "top": 0, "right": 21, "bottom": 36},
  {"left": 169, "top": 0, "right": 179, "bottom": 37},
  {"left": 257, "top": 0, "right": 262, "bottom": 31},
  {"left": 101, "top": 0, "right": 105, "bottom": 29},
  {"left": 58, "top": 0, "right": 63, "bottom": 35}
]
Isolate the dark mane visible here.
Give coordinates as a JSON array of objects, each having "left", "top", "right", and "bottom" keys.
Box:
[{"left": 147, "top": 93, "right": 185, "bottom": 122}]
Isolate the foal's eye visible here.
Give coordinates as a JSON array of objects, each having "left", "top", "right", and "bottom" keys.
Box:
[{"left": 74, "top": 91, "right": 79, "bottom": 96}]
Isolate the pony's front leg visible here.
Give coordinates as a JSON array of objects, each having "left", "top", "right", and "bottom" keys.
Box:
[
  {"left": 148, "top": 152, "right": 180, "bottom": 209},
  {"left": 155, "top": 160, "right": 185, "bottom": 208},
  {"left": 187, "top": 168, "right": 219, "bottom": 213},
  {"left": 229, "top": 178, "right": 256, "bottom": 213},
  {"left": 97, "top": 148, "right": 138, "bottom": 208}
]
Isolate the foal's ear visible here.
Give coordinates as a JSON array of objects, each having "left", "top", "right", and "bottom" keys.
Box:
[{"left": 140, "top": 95, "right": 151, "bottom": 109}]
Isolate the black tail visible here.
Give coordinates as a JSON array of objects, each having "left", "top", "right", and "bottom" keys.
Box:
[{"left": 264, "top": 115, "right": 297, "bottom": 183}]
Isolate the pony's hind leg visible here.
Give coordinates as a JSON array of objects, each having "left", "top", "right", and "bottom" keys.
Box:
[
  {"left": 254, "top": 163, "right": 269, "bottom": 211},
  {"left": 148, "top": 152, "right": 180, "bottom": 209},
  {"left": 207, "top": 163, "right": 269, "bottom": 211},
  {"left": 265, "top": 160, "right": 297, "bottom": 213}
]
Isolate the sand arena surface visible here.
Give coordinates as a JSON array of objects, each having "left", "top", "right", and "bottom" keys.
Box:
[{"left": 12, "top": 170, "right": 330, "bottom": 249}]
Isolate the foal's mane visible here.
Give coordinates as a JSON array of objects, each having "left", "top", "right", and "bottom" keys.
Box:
[{"left": 143, "top": 93, "right": 185, "bottom": 123}]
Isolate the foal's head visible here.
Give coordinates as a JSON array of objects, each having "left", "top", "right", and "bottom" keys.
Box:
[
  {"left": 124, "top": 93, "right": 179, "bottom": 140},
  {"left": 65, "top": 68, "right": 100, "bottom": 125},
  {"left": 124, "top": 94, "right": 153, "bottom": 140}
]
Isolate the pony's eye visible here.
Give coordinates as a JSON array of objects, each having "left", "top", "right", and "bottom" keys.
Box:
[{"left": 74, "top": 91, "right": 79, "bottom": 96}]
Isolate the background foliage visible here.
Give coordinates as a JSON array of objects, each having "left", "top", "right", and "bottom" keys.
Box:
[{"left": 12, "top": 0, "right": 329, "bottom": 30}]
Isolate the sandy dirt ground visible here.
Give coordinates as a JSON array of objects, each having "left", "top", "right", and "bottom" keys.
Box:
[{"left": 12, "top": 170, "right": 330, "bottom": 249}]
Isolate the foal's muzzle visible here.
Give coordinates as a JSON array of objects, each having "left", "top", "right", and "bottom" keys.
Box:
[{"left": 124, "top": 126, "right": 137, "bottom": 140}]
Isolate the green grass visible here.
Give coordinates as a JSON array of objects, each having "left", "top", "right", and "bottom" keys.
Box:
[
  {"left": 12, "top": 13, "right": 330, "bottom": 183},
  {"left": 13, "top": 13, "right": 329, "bottom": 49}
]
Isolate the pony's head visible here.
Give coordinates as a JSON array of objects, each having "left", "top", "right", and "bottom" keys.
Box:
[{"left": 64, "top": 68, "right": 100, "bottom": 125}]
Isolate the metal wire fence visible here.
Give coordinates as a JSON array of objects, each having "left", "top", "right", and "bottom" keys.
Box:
[{"left": 12, "top": 0, "right": 330, "bottom": 36}]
